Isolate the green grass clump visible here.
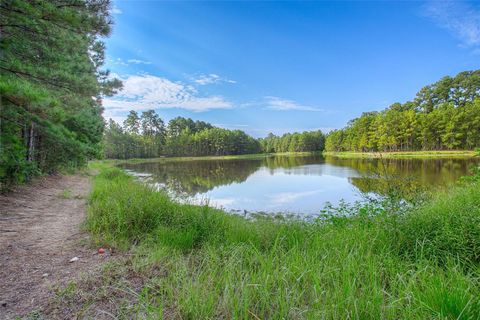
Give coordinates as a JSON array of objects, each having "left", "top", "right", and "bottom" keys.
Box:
[
  {"left": 86, "top": 166, "right": 480, "bottom": 319},
  {"left": 396, "top": 185, "right": 480, "bottom": 265}
]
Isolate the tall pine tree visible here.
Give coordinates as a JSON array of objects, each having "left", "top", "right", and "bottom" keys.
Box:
[{"left": 0, "top": 0, "right": 122, "bottom": 189}]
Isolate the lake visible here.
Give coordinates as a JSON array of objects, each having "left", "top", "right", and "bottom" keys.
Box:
[{"left": 119, "top": 155, "right": 480, "bottom": 216}]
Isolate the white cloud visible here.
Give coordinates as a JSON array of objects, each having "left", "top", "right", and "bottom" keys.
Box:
[
  {"left": 113, "top": 58, "right": 128, "bottom": 66},
  {"left": 102, "top": 108, "right": 126, "bottom": 125},
  {"left": 192, "top": 73, "right": 236, "bottom": 85},
  {"left": 127, "top": 59, "right": 152, "bottom": 65},
  {"left": 263, "top": 96, "right": 324, "bottom": 112},
  {"left": 111, "top": 5, "right": 122, "bottom": 14},
  {"left": 111, "top": 57, "right": 152, "bottom": 66},
  {"left": 424, "top": 1, "right": 480, "bottom": 47},
  {"left": 103, "top": 74, "right": 233, "bottom": 113}
]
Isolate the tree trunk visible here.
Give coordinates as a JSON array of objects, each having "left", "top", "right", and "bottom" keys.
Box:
[{"left": 27, "top": 122, "right": 35, "bottom": 162}]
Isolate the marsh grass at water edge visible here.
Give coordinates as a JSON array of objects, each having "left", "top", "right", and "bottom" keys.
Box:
[{"left": 82, "top": 162, "right": 480, "bottom": 319}]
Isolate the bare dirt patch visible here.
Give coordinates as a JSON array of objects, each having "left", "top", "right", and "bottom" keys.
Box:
[{"left": 0, "top": 174, "right": 113, "bottom": 319}]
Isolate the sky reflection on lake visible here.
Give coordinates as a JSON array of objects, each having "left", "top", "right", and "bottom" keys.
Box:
[{"left": 120, "top": 155, "right": 479, "bottom": 215}]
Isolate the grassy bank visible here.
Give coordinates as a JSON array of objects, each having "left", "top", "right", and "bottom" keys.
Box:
[
  {"left": 81, "top": 162, "right": 480, "bottom": 319},
  {"left": 324, "top": 150, "right": 477, "bottom": 159}
]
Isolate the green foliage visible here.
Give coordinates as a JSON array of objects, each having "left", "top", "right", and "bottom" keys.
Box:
[
  {"left": 326, "top": 70, "right": 480, "bottom": 152},
  {"left": 103, "top": 113, "right": 326, "bottom": 159},
  {"left": 165, "top": 125, "right": 262, "bottom": 157},
  {"left": 259, "top": 130, "right": 325, "bottom": 153},
  {"left": 103, "top": 110, "right": 166, "bottom": 159},
  {"left": 0, "top": 0, "right": 121, "bottom": 189},
  {"left": 103, "top": 114, "right": 263, "bottom": 158},
  {"left": 86, "top": 165, "right": 480, "bottom": 318}
]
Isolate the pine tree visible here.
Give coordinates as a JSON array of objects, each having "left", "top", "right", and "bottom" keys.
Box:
[{"left": 1, "top": 0, "right": 122, "bottom": 188}]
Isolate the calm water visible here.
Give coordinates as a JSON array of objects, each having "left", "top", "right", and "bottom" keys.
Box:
[{"left": 119, "top": 155, "right": 480, "bottom": 215}]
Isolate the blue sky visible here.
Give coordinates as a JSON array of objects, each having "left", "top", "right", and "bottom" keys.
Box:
[{"left": 104, "top": 1, "right": 480, "bottom": 137}]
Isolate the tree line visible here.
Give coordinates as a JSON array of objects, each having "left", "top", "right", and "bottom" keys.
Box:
[
  {"left": 259, "top": 131, "right": 325, "bottom": 153},
  {"left": 325, "top": 70, "right": 480, "bottom": 152},
  {"left": 103, "top": 112, "right": 326, "bottom": 159},
  {"left": 104, "top": 112, "right": 262, "bottom": 158},
  {"left": 1, "top": 0, "right": 121, "bottom": 189}
]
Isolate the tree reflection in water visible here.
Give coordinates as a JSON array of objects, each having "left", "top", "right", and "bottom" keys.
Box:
[{"left": 119, "top": 155, "right": 480, "bottom": 211}]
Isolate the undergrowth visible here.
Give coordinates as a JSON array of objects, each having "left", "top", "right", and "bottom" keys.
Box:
[{"left": 84, "top": 163, "right": 480, "bottom": 319}]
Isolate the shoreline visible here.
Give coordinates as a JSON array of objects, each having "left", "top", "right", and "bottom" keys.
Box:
[
  {"left": 97, "top": 151, "right": 323, "bottom": 165},
  {"left": 323, "top": 150, "right": 477, "bottom": 159},
  {"left": 98, "top": 150, "right": 478, "bottom": 165}
]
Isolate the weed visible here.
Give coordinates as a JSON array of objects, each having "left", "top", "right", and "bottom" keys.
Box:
[
  {"left": 16, "top": 310, "right": 44, "bottom": 320},
  {"left": 59, "top": 188, "right": 73, "bottom": 199},
  {"left": 54, "top": 281, "right": 77, "bottom": 300},
  {"left": 83, "top": 165, "right": 480, "bottom": 318}
]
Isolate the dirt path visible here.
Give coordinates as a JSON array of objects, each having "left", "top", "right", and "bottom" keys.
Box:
[{"left": 0, "top": 174, "right": 111, "bottom": 319}]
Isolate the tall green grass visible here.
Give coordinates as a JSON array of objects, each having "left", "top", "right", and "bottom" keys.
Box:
[{"left": 86, "top": 166, "right": 480, "bottom": 319}]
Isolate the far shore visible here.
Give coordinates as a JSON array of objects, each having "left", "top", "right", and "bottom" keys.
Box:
[
  {"left": 98, "top": 150, "right": 478, "bottom": 165},
  {"left": 323, "top": 150, "right": 478, "bottom": 159}
]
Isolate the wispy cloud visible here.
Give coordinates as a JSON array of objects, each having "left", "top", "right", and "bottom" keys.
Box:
[
  {"left": 103, "top": 74, "right": 233, "bottom": 114},
  {"left": 112, "top": 57, "right": 128, "bottom": 66},
  {"left": 111, "top": 57, "right": 152, "bottom": 66},
  {"left": 111, "top": 5, "right": 122, "bottom": 14},
  {"left": 263, "top": 96, "right": 324, "bottom": 112},
  {"left": 127, "top": 59, "right": 152, "bottom": 65},
  {"left": 102, "top": 108, "right": 127, "bottom": 125},
  {"left": 191, "top": 73, "right": 236, "bottom": 85},
  {"left": 423, "top": 1, "right": 480, "bottom": 47}
]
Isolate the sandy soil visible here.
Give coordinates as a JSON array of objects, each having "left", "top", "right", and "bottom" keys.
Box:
[{"left": 0, "top": 174, "right": 112, "bottom": 319}]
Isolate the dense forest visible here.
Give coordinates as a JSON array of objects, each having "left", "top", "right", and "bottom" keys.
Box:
[
  {"left": 325, "top": 70, "right": 480, "bottom": 152},
  {"left": 103, "top": 112, "right": 262, "bottom": 158},
  {"left": 259, "top": 131, "right": 325, "bottom": 153},
  {"left": 103, "top": 111, "right": 326, "bottom": 159},
  {"left": 0, "top": 0, "right": 121, "bottom": 189}
]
